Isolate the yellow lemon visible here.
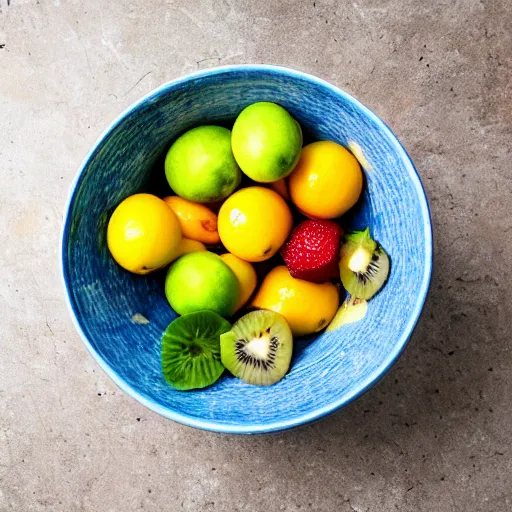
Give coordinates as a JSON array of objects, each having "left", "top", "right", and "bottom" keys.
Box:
[
  {"left": 288, "top": 141, "right": 363, "bottom": 219},
  {"left": 163, "top": 196, "right": 220, "bottom": 245},
  {"left": 220, "top": 253, "right": 257, "bottom": 311},
  {"left": 250, "top": 266, "right": 339, "bottom": 336},
  {"left": 218, "top": 187, "right": 293, "bottom": 262},
  {"left": 107, "top": 193, "right": 182, "bottom": 274}
]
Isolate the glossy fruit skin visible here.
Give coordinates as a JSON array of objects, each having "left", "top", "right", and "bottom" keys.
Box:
[
  {"left": 220, "top": 253, "right": 257, "bottom": 312},
  {"left": 288, "top": 140, "right": 363, "bottom": 219},
  {"left": 269, "top": 179, "right": 290, "bottom": 200},
  {"left": 165, "top": 251, "right": 239, "bottom": 318},
  {"left": 164, "top": 125, "right": 241, "bottom": 203},
  {"left": 175, "top": 237, "right": 206, "bottom": 258},
  {"left": 218, "top": 187, "right": 293, "bottom": 262},
  {"left": 107, "top": 193, "right": 182, "bottom": 274},
  {"left": 281, "top": 220, "right": 342, "bottom": 282},
  {"left": 231, "top": 102, "right": 303, "bottom": 183},
  {"left": 250, "top": 266, "right": 339, "bottom": 336},
  {"left": 163, "top": 196, "right": 220, "bottom": 245}
]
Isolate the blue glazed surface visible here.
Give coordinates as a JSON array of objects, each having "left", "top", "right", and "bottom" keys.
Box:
[{"left": 61, "top": 65, "right": 432, "bottom": 434}]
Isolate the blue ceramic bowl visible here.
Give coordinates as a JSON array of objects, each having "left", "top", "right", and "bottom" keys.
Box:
[{"left": 61, "top": 65, "right": 432, "bottom": 434}]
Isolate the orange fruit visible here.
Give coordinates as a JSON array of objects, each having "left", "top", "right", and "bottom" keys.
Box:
[
  {"left": 163, "top": 196, "right": 220, "bottom": 245},
  {"left": 250, "top": 266, "right": 339, "bottom": 336},
  {"left": 288, "top": 141, "right": 363, "bottom": 219},
  {"left": 218, "top": 187, "right": 293, "bottom": 262},
  {"left": 220, "top": 254, "right": 257, "bottom": 311},
  {"left": 269, "top": 178, "right": 290, "bottom": 200},
  {"left": 175, "top": 238, "right": 206, "bottom": 258},
  {"left": 107, "top": 193, "right": 182, "bottom": 274}
]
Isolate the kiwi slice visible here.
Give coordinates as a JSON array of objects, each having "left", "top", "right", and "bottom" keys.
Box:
[
  {"left": 161, "top": 311, "right": 231, "bottom": 390},
  {"left": 339, "top": 228, "right": 389, "bottom": 300},
  {"left": 220, "top": 310, "right": 293, "bottom": 386}
]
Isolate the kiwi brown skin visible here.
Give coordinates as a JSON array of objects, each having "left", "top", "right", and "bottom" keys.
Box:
[{"left": 220, "top": 310, "right": 293, "bottom": 386}]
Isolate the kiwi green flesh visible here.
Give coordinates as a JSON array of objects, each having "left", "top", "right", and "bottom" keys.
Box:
[
  {"left": 161, "top": 311, "right": 231, "bottom": 390},
  {"left": 339, "top": 230, "right": 390, "bottom": 300},
  {"left": 220, "top": 310, "right": 293, "bottom": 386}
]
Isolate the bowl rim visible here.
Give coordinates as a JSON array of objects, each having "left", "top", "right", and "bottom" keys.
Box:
[{"left": 60, "top": 64, "right": 433, "bottom": 434}]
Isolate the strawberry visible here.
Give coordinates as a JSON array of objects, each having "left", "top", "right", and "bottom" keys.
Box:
[{"left": 280, "top": 220, "right": 343, "bottom": 282}]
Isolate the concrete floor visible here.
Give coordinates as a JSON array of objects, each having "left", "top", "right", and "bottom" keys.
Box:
[{"left": 1, "top": 0, "right": 511, "bottom": 510}]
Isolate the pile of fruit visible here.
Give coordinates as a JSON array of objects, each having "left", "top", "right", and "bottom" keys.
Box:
[{"left": 106, "top": 102, "right": 389, "bottom": 390}]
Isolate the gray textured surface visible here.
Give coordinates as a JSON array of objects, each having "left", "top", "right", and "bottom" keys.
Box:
[{"left": 0, "top": 0, "right": 511, "bottom": 510}]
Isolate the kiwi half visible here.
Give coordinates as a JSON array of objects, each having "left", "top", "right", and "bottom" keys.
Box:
[
  {"left": 339, "top": 228, "right": 389, "bottom": 300},
  {"left": 161, "top": 311, "right": 231, "bottom": 390},
  {"left": 220, "top": 310, "right": 293, "bottom": 386}
]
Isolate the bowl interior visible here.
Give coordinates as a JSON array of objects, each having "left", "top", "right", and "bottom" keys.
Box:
[{"left": 62, "top": 67, "right": 431, "bottom": 433}]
